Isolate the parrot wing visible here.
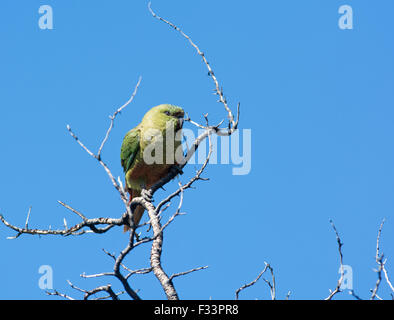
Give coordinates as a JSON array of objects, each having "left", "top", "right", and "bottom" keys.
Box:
[{"left": 120, "top": 127, "right": 141, "bottom": 174}]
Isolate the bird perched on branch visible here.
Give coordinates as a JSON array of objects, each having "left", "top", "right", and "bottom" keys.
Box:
[{"left": 121, "top": 104, "right": 185, "bottom": 231}]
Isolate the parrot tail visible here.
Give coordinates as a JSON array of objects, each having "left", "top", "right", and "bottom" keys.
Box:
[
  {"left": 123, "top": 189, "right": 145, "bottom": 232},
  {"left": 123, "top": 205, "right": 145, "bottom": 232}
]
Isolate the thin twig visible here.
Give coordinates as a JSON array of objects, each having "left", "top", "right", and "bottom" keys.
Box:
[
  {"left": 325, "top": 220, "right": 345, "bottom": 300},
  {"left": 371, "top": 219, "right": 386, "bottom": 300},
  {"left": 97, "top": 76, "right": 142, "bottom": 159},
  {"left": 235, "top": 264, "right": 270, "bottom": 300},
  {"left": 262, "top": 262, "right": 276, "bottom": 300},
  {"left": 169, "top": 266, "right": 208, "bottom": 281},
  {"left": 148, "top": 2, "right": 239, "bottom": 134}
]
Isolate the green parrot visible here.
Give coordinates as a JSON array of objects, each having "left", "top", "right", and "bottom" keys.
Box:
[{"left": 121, "top": 104, "right": 185, "bottom": 230}]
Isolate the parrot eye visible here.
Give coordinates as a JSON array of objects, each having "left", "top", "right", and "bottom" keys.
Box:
[{"left": 164, "top": 111, "right": 171, "bottom": 116}]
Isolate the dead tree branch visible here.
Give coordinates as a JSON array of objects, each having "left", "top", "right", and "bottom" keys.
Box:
[
  {"left": 235, "top": 262, "right": 276, "bottom": 300},
  {"left": 370, "top": 218, "right": 394, "bottom": 299},
  {"left": 325, "top": 220, "right": 345, "bottom": 300},
  {"left": 1, "top": 2, "right": 240, "bottom": 300}
]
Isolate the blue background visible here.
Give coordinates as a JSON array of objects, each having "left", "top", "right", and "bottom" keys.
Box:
[{"left": 1, "top": 0, "right": 394, "bottom": 300}]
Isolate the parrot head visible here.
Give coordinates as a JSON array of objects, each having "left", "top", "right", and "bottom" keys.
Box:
[{"left": 143, "top": 104, "right": 185, "bottom": 130}]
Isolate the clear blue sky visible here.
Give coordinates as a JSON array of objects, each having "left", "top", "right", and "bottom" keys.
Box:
[{"left": 1, "top": 0, "right": 394, "bottom": 300}]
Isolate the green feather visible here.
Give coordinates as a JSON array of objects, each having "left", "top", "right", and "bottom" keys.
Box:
[{"left": 120, "top": 126, "right": 141, "bottom": 173}]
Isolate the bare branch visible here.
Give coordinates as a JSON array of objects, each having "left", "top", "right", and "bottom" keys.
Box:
[
  {"left": 148, "top": 2, "right": 239, "bottom": 134},
  {"left": 235, "top": 264, "right": 270, "bottom": 300},
  {"left": 383, "top": 263, "right": 394, "bottom": 294},
  {"left": 169, "top": 266, "right": 208, "bottom": 281},
  {"left": 97, "top": 76, "right": 142, "bottom": 159},
  {"left": 349, "top": 290, "right": 363, "bottom": 300},
  {"left": 147, "top": 201, "right": 179, "bottom": 300},
  {"left": 24, "top": 206, "right": 32, "bottom": 229},
  {"left": 262, "top": 262, "right": 276, "bottom": 300},
  {"left": 160, "top": 183, "right": 186, "bottom": 231},
  {"left": 326, "top": 220, "right": 345, "bottom": 300},
  {"left": 371, "top": 219, "right": 386, "bottom": 300},
  {"left": 65, "top": 78, "right": 142, "bottom": 207},
  {"left": 66, "top": 124, "right": 129, "bottom": 204},
  {"left": 0, "top": 212, "right": 126, "bottom": 238},
  {"left": 66, "top": 280, "right": 121, "bottom": 300},
  {"left": 46, "top": 290, "right": 75, "bottom": 300}
]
